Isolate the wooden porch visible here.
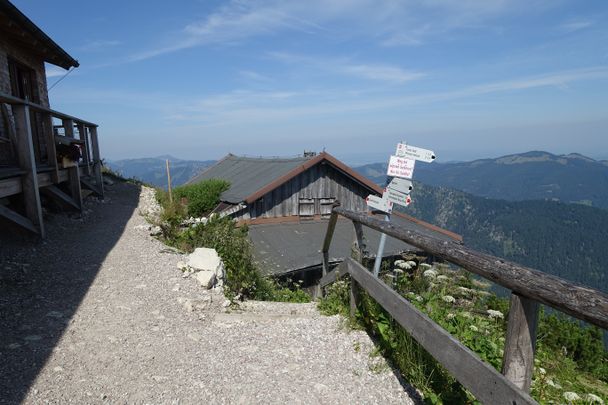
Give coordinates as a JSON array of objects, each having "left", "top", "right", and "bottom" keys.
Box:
[{"left": 0, "top": 92, "right": 103, "bottom": 237}]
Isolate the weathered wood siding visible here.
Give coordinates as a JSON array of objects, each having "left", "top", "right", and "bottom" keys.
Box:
[
  {"left": 235, "top": 162, "right": 373, "bottom": 220},
  {"left": 0, "top": 36, "right": 50, "bottom": 166}
]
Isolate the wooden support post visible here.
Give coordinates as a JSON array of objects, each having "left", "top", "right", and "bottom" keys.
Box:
[
  {"left": 68, "top": 165, "right": 82, "bottom": 210},
  {"left": 502, "top": 294, "right": 539, "bottom": 392},
  {"left": 350, "top": 278, "right": 360, "bottom": 318},
  {"left": 77, "top": 123, "right": 91, "bottom": 175},
  {"left": 89, "top": 126, "right": 104, "bottom": 198},
  {"left": 62, "top": 118, "right": 74, "bottom": 138},
  {"left": 166, "top": 159, "right": 173, "bottom": 203},
  {"left": 44, "top": 113, "right": 59, "bottom": 183},
  {"left": 13, "top": 104, "right": 44, "bottom": 237},
  {"left": 352, "top": 221, "right": 365, "bottom": 263},
  {"left": 321, "top": 201, "right": 341, "bottom": 277},
  {"left": 349, "top": 221, "right": 364, "bottom": 318},
  {"left": 41, "top": 185, "right": 80, "bottom": 211}
]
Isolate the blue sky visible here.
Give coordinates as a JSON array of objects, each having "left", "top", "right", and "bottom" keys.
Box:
[{"left": 14, "top": 0, "right": 608, "bottom": 164}]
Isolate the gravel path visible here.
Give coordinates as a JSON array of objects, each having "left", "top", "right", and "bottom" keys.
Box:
[{"left": 0, "top": 182, "right": 417, "bottom": 404}]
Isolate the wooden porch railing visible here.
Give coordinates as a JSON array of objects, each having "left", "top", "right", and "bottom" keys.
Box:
[
  {"left": 0, "top": 92, "right": 103, "bottom": 237},
  {"left": 319, "top": 206, "right": 608, "bottom": 405}
]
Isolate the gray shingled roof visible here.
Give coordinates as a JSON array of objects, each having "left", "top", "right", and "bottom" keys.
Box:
[
  {"left": 249, "top": 215, "right": 456, "bottom": 276},
  {"left": 188, "top": 154, "right": 311, "bottom": 204}
]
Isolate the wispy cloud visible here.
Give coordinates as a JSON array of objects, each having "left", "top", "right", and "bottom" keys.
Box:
[
  {"left": 238, "top": 70, "right": 273, "bottom": 82},
  {"left": 162, "top": 66, "right": 608, "bottom": 125},
  {"left": 53, "top": 66, "right": 608, "bottom": 128},
  {"left": 270, "top": 51, "right": 425, "bottom": 84},
  {"left": 128, "top": 0, "right": 544, "bottom": 62},
  {"left": 558, "top": 19, "right": 594, "bottom": 33}
]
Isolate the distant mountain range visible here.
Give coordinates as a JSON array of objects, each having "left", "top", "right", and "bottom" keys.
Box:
[
  {"left": 106, "top": 156, "right": 215, "bottom": 188},
  {"left": 355, "top": 151, "right": 608, "bottom": 209},
  {"left": 403, "top": 183, "right": 608, "bottom": 293}
]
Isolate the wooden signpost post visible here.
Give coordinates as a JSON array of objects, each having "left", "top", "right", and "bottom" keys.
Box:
[{"left": 367, "top": 141, "right": 435, "bottom": 276}]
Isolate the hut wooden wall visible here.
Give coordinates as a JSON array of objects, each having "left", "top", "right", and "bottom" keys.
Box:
[{"left": 235, "top": 162, "right": 373, "bottom": 220}]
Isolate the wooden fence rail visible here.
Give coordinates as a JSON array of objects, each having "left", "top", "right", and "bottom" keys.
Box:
[{"left": 319, "top": 207, "right": 608, "bottom": 404}]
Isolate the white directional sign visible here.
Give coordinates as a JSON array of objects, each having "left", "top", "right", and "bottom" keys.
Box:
[
  {"left": 385, "top": 187, "right": 412, "bottom": 207},
  {"left": 387, "top": 177, "right": 413, "bottom": 195},
  {"left": 387, "top": 155, "right": 416, "bottom": 179},
  {"left": 395, "top": 143, "right": 436, "bottom": 163},
  {"left": 366, "top": 194, "right": 393, "bottom": 214}
]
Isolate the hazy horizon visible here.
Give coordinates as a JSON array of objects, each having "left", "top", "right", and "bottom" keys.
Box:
[{"left": 106, "top": 148, "right": 608, "bottom": 167}]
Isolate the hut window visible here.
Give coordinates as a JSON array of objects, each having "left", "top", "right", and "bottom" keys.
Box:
[
  {"left": 298, "top": 198, "right": 315, "bottom": 219},
  {"left": 319, "top": 198, "right": 335, "bottom": 219}
]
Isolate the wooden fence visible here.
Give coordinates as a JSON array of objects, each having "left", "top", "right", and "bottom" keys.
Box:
[
  {"left": 319, "top": 206, "right": 608, "bottom": 405},
  {"left": 0, "top": 92, "right": 103, "bottom": 237}
]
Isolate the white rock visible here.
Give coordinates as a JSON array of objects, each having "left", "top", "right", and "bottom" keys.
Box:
[
  {"left": 192, "top": 271, "right": 216, "bottom": 289},
  {"left": 187, "top": 248, "right": 225, "bottom": 282}
]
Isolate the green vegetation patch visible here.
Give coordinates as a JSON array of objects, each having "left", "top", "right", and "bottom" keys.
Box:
[
  {"left": 319, "top": 258, "right": 607, "bottom": 404},
  {"left": 156, "top": 179, "right": 309, "bottom": 303}
]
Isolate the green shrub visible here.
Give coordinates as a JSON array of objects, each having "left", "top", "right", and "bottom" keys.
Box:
[
  {"left": 172, "top": 179, "right": 230, "bottom": 218},
  {"left": 165, "top": 215, "right": 309, "bottom": 302}
]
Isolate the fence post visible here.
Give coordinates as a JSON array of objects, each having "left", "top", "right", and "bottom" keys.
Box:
[
  {"left": 501, "top": 293, "right": 539, "bottom": 392},
  {"left": 350, "top": 221, "right": 364, "bottom": 317}
]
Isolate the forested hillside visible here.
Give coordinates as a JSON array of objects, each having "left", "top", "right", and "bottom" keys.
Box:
[
  {"left": 404, "top": 183, "right": 608, "bottom": 293},
  {"left": 356, "top": 151, "right": 608, "bottom": 209}
]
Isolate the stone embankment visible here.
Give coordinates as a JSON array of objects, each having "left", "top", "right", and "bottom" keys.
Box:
[{"left": 0, "top": 182, "right": 417, "bottom": 404}]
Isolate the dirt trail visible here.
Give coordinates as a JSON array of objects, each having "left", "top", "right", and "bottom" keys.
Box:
[{"left": 0, "top": 182, "right": 416, "bottom": 404}]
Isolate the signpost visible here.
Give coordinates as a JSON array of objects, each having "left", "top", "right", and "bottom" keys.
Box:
[
  {"left": 387, "top": 155, "right": 416, "bottom": 179},
  {"left": 395, "top": 143, "right": 436, "bottom": 163},
  {"left": 367, "top": 141, "right": 436, "bottom": 277},
  {"left": 387, "top": 177, "right": 413, "bottom": 195},
  {"left": 385, "top": 187, "right": 411, "bottom": 207},
  {"left": 366, "top": 194, "right": 393, "bottom": 213}
]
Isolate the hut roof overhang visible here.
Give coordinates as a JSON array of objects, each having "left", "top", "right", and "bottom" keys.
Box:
[{"left": 0, "top": 0, "right": 79, "bottom": 69}]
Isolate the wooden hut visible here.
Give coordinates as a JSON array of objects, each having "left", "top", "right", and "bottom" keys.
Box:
[
  {"left": 0, "top": 0, "right": 103, "bottom": 237},
  {"left": 189, "top": 152, "right": 461, "bottom": 277}
]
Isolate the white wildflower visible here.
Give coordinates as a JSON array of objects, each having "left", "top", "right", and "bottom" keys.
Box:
[
  {"left": 585, "top": 393, "right": 604, "bottom": 404},
  {"left": 423, "top": 269, "right": 437, "bottom": 278},
  {"left": 419, "top": 263, "right": 432, "bottom": 270},
  {"left": 486, "top": 309, "right": 504, "bottom": 319},
  {"left": 406, "top": 260, "right": 417, "bottom": 268},
  {"left": 547, "top": 379, "right": 562, "bottom": 389},
  {"left": 442, "top": 295, "right": 455, "bottom": 303},
  {"left": 406, "top": 292, "right": 416, "bottom": 297},
  {"left": 458, "top": 286, "right": 473, "bottom": 295},
  {"left": 446, "top": 313, "right": 456, "bottom": 320},
  {"left": 469, "top": 325, "right": 479, "bottom": 332},
  {"left": 563, "top": 392, "right": 581, "bottom": 402},
  {"left": 461, "top": 312, "right": 473, "bottom": 319},
  {"left": 437, "top": 275, "right": 449, "bottom": 282},
  {"left": 393, "top": 268, "right": 404, "bottom": 274},
  {"left": 395, "top": 260, "right": 412, "bottom": 270},
  {"left": 537, "top": 367, "right": 546, "bottom": 375},
  {"left": 415, "top": 295, "right": 424, "bottom": 302}
]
